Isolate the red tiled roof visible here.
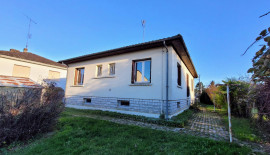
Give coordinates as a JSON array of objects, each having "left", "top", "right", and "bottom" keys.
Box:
[
  {"left": 0, "top": 49, "right": 67, "bottom": 68},
  {"left": 0, "top": 75, "right": 42, "bottom": 88}
]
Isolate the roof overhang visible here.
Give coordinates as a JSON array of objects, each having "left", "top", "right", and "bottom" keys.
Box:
[{"left": 59, "top": 34, "right": 198, "bottom": 78}]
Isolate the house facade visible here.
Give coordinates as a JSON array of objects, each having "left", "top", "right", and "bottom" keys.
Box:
[
  {"left": 0, "top": 48, "right": 67, "bottom": 89},
  {"left": 60, "top": 34, "right": 198, "bottom": 118}
]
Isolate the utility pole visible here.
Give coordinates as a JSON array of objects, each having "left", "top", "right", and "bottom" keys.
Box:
[{"left": 227, "top": 84, "right": 233, "bottom": 143}]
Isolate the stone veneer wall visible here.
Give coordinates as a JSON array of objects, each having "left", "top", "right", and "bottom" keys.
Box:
[{"left": 65, "top": 95, "right": 192, "bottom": 116}]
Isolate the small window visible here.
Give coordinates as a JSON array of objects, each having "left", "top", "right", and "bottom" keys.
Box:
[
  {"left": 131, "top": 59, "right": 151, "bottom": 83},
  {"left": 177, "top": 102, "right": 180, "bottom": 108},
  {"left": 119, "top": 100, "right": 130, "bottom": 106},
  {"left": 187, "top": 74, "right": 190, "bottom": 97},
  {"left": 177, "top": 63, "right": 181, "bottom": 86},
  {"left": 74, "top": 68, "right": 84, "bottom": 85},
  {"left": 12, "top": 65, "right": 30, "bottom": 78},
  {"left": 84, "top": 98, "right": 91, "bottom": 103},
  {"left": 109, "top": 63, "right": 115, "bottom": 75},
  {"left": 48, "top": 70, "right": 60, "bottom": 79},
  {"left": 97, "top": 65, "right": 102, "bottom": 77}
]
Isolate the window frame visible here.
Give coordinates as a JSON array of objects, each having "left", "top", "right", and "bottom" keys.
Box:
[
  {"left": 74, "top": 67, "right": 85, "bottom": 85},
  {"left": 177, "top": 63, "right": 181, "bottom": 86},
  {"left": 131, "top": 58, "right": 151, "bottom": 84},
  {"left": 108, "top": 63, "right": 115, "bottom": 75},
  {"left": 96, "top": 65, "right": 102, "bottom": 77}
]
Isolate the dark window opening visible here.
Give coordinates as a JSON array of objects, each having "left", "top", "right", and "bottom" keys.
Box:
[
  {"left": 84, "top": 98, "right": 91, "bottom": 103},
  {"left": 187, "top": 74, "right": 190, "bottom": 97},
  {"left": 177, "top": 63, "right": 181, "bottom": 86},
  {"left": 119, "top": 100, "right": 130, "bottom": 106},
  {"left": 177, "top": 102, "right": 180, "bottom": 108}
]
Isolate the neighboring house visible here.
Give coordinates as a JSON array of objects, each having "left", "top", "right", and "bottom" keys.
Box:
[
  {"left": 59, "top": 34, "right": 198, "bottom": 118},
  {"left": 0, "top": 48, "right": 67, "bottom": 89},
  {"left": 0, "top": 75, "right": 43, "bottom": 102}
]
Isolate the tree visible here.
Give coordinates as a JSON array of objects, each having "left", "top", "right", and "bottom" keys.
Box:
[
  {"left": 243, "top": 12, "right": 270, "bottom": 82},
  {"left": 220, "top": 78, "right": 250, "bottom": 117},
  {"left": 205, "top": 81, "right": 218, "bottom": 102},
  {"left": 195, "top": 82, "right": 204, "bottom": 97}
]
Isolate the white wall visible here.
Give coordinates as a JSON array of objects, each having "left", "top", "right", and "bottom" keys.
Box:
[
  {"left": 168, "top": 47, "right": 195, "bottom": 101},
  {"left": 0, "top": 57, "right": 67, "bottom": 89},
  {"left": 65, "top": 48, "right": 164, "bottom": 99},
  {"left": 65, "top": 46, "right": 196, "bottom": 101}
]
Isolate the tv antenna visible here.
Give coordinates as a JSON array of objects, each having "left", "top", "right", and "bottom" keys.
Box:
[
  {"left": 141, "top": 20, "right": 146, "bottom": 42},
  {"left": 24, "top": 14, "right": 37, "bottom": 49}
]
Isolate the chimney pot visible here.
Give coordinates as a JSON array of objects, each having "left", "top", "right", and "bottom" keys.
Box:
[
  {"left": 23, "top": 48, "right": 28, "bottom": 52},
  {"left": 10, "top": 49, "right": 20, "bottom": 52}
]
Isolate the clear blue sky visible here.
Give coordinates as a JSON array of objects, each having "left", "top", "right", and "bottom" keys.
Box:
[{"left": 1, "top": 0, "right": 269, "bottom": 85}]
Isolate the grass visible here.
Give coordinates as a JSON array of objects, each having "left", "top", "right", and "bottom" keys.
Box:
[
  {"left": 202, "top": 104, "right": 261, "bottom": 142},
  {"left": 5, "top": 114, "right": 251, "bottom": 155},
  {"left": 62, "top": 107, "right": 194, "bottom": 128}
]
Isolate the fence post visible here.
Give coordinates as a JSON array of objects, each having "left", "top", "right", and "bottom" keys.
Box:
[{"left": 227, "top": 84, "right": 233, "bottom": 143}]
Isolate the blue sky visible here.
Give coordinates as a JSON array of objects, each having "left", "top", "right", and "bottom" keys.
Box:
[{"left": 1, "top": 0, "right": 270, "bottom": 85}]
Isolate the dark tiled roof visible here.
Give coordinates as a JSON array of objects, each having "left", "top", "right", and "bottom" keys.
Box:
[
  {"left": 59, "top": 34, "right": 198, "bottom": 78},
  {"left": 0, "top": 49, "right": 66, "bottom": 68},
  {"left": 0, "top": 75, "right": 42, "bottom": 88}
]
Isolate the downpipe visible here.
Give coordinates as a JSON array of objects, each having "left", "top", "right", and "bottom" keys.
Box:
[{"left": 163, "top": 41, "right": 169, "bottom": 120}]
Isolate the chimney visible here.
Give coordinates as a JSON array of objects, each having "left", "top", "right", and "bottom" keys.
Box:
[
  {"left": 23, "top": 48, "right": 28, "bottom": 52},
  {"left": 10, "top": 49, "right": 20, "bottom": 52}
]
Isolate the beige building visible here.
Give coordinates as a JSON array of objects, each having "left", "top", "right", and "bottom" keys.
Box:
[
  {"left": 60, "top": 34, "right": 198, "bottom": 118},
  {"left": 0, "top": 48, "right": 67, "bottom": 89}
]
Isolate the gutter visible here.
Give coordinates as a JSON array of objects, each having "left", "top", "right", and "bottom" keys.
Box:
[{"left": 163, "top": 41, "right": 169, "bottom": 120}]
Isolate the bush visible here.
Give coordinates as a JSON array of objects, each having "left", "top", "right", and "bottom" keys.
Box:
[
  {"left": 216, "top": 79, "right": 250, "bottom": 117},
  {"left": 0, "top": 83, "right": 64, "bottom": 147},
  {"left": 253, "top": 80, "right": 270, "bottom": 135},
  {"left": 199, "top": 91, "right": 213, "bottom": 105}
]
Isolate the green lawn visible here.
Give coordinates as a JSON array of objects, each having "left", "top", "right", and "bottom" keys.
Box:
[
  {"left": 62, "top": 107, "right": 194, "bottom": 128},
  {"left": 5, "top": 113, "right": 251, "bottom": 155},
  {"left": 202, "top": 104, "right": 261, "bottom": 142}
]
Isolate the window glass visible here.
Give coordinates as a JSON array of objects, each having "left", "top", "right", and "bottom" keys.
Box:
[
  {"left": 74, "top": 68, "right": 84, "bottom": 85},
  {"left": 136, "top": 62, "right": 143, "bottom": 82},
  {"left": 132, "top": 59, "right": 151, "bottom": 83},
  {"left": 144, "top": 60, "right": 151, "bottom": 82},
  {"left": 97, "top": 65, "right": 102, "bottom": 77},
  {"left": 109, "top": 63, "right": 115, "bottom": 75}
]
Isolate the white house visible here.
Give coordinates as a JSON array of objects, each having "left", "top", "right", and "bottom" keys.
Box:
[
  {"left": 0, "top": 48, "right": 67, "bottom": 89},
  {"left": 60, "top": 34, "right": 198, "bottom": 118}
]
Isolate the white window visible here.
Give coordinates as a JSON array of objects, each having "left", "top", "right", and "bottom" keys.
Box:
[
  {"left": 97, "top": 65, "right": 102, "bottom": 77},
  {"left": 109, "top": 63, "right": 115, "bottom": 75},
  {"left": 132, "top": 59, "right": 151, "bottom": 83}
]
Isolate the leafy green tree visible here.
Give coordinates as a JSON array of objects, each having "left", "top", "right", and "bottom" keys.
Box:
[
  {"left": 245, "top": 27, "right": 270, "bottom": 82},
  {"left": 219, "top": 78, "right": 250, "bottom": 117}
]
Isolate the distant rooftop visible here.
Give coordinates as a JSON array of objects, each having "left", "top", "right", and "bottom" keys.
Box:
[
  {"left": 0, "top": 48, "right": 66, "bottom": 68},
  {"left": 0, "top": 75, "right": 42, "bottom": 88}
]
